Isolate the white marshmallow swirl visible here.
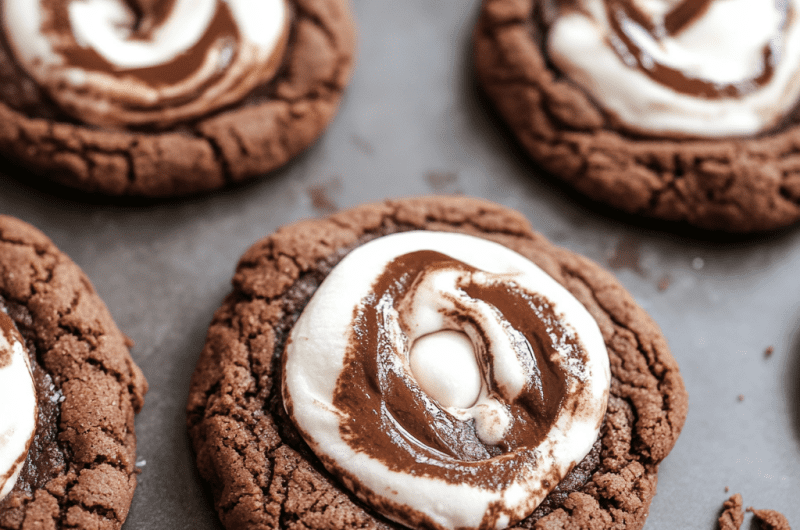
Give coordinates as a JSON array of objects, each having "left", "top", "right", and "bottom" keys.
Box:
[
  {"left": 283, "top": 232, "right": 610, "bottom": 530},
  {"left": 547, "top": 0, "right": 800, "bottom": 136},
  {"left": 0, "top": 310, "right": 38, "bottom": 501},
  {"left": 2, "top": 0, "right": 289, "bottom": 127}
]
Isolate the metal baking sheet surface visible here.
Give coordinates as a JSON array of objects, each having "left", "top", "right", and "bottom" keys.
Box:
[{"left": 0, "top": 1, "right": 797, "bottom": 529}]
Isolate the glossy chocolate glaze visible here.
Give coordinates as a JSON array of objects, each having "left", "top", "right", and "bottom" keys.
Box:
[
  {"left": 0, "top": 296, "right": 65, "bottom": 500},
  {"left": 331, "top": 250, "right": 586, "bottom": 489}
]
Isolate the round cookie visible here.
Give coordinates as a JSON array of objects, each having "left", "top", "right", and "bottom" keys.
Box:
[
  {"left": 0, "top": 0, "right": 356, "bottom": 197},
  {"left": 186, "top": 196, "right": 688, "bottom": 530},
  {"left": 473, "top": 0, "right": 800, "bottom": 232},
  {"left": 0, "top": 215, "right": 148, "bottom": 529}
]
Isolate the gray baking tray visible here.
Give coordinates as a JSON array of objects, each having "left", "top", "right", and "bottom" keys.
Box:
[{"left": 0, "top": 1, "right": 797, "bottom": 528}]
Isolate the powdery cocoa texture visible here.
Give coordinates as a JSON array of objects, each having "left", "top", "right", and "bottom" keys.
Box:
[
  {"left": 474, "top": 0, "right": 800, "bottom": 232},
  {"left": 0, "top": 0, "right": 355, "bottom": 197},
  {"left": 186, "top": 196, "right": 688, "bottom": 530},
  {"left": 0, "top": 216, "right": 147, "bottom": 530}
]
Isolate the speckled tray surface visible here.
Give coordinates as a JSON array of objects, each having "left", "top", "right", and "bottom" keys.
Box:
[{"left": 0, "top": 1, "right": 797, "bottom": 529}]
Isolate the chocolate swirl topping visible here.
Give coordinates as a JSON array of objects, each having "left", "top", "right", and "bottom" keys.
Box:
[
  {"left": 283, "top": 232, "right": 610, "bottom": 530},
  {"left": 545, "top": 0, "right": 800, "bottom": 136},
  {"left": 2, "top": 0, "right": 290, "bottom": 128},
  {"left": 333, "top": 250, "right": 580, "bottom": 488},
  {"left": 599, "top": 0, "right": 784, "bottom": 98},
  {"left": 52, "top": 0, "right": 239, "bottom": 89}
]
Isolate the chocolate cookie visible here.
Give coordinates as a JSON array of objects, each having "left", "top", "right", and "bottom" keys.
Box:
[
  {"left": 0, "top": 0, "right": 355, "bottom": 197},
  {"left": 474, "top": 0, "right": 800, "bottom": 232},
  {"left": 186, "top": 196, "right": 688, "bottom": 530},
  {"left": 0, "top": 215, "right": 148, "bottom": 529}
]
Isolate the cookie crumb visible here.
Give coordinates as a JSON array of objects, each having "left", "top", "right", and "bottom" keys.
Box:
[
  {"left": 718, "top": 494, "right": 745, "bottom": 530},
  {"left": 308, "top": 178, "right": 342, "bottom": 214},
  {"left": 764, "top": 346, "right": 774, "bottom": 358},
  {"left": 737, "top": 394, "right": 745, "bottom": 402},
  {"left": 747, "top": 507, "right": 791, "bottom": 530},
  {"left": 426, "top": 171, "right": 458, "bottom": 191},
  {"left": 657, "top": 275, "right": 671, "bottom": 292},
  {"left": 725, "top": 486, "right": 729, "bottom": 493},
  {"left": 607, "top": 237, "right": 645, "bottom": 276}
]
